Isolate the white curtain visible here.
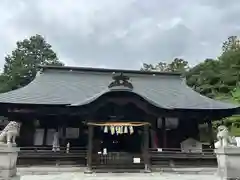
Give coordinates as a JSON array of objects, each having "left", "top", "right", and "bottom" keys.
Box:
[
  {"left": 46, "top": 129, "right": 56, "bottom": 146},
  {"left": 34, "top": 129, "right": 44, "bottom": 146},
  {"left": 52, "top": 131, "right": 60, "bottom": 151}
]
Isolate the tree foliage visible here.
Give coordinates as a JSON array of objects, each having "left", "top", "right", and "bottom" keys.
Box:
[
  {"left": 231, "top": 87, "right": 240, "bottom": 104},
  {"left": 186, "top": 36, "right": 240, "bottom": 98},
  {"left": 0, "top": 34, "right": 64, "bottom": 92},
  {"left": 222, "top": 36, "right": 240, "bottom": 53},
  {"left": 141, "top": 35, "right": 240, "bottom": 136},
  {"left": 186, "top": 59, "right": 222, "bottom": 98},
  {"left": 141, "top": 58, "right": 189, "bottom": 73},
  {"left": 141, "top": 36, "right": 240, "bottom": 98}
]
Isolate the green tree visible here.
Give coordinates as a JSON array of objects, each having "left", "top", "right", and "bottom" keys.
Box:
[
  {"left": 186, "top": 35, "right": 240, "bottom": 97},
  {"left": 222, "top": 36, "right": 240, "bottom": 53},
  {"left": 141, "top": 58, "right": 189, "bottom": 73},
  {"left": 218, "top": 38, "right": 240, "bottom": 90},
  {"left": 186, "top": 59, "right": 221, "bottom": 97},
  {"left": 231, "top": 87, "right": 240, "bottom": 104},
  {"left": 0, "top": 34, "right": 64, "bottom": 92},
  {"left": 167, "top": 58, "right": 189, "bottom": 73}
]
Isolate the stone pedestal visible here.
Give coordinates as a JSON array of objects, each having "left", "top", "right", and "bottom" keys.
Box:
[
  {"left": 215, "top": 147, "right": 240, "bottom": 180},
  {"left": 0, "top": 145, "right": 19, "bottom": 179}
]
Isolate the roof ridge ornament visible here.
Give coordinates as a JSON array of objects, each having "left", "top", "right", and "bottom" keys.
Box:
[{"left": 108, "top": 72, "right": 133, "bottom": 90}]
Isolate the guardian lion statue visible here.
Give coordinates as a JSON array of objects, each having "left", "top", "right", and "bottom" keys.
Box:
[
  {"left": 215, "top": 125, "right": 237, "bottom": 148},
  {"left": 0, "top": 121, "right": 21, "bottom": 146}
]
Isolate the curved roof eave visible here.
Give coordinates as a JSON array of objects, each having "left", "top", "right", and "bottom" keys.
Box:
[
  {"left": 68, "top": 87, "right": 239, "bottom": 112},
  {"left": 180, "top": 84, "right": 239, "bottom": 110},
  {"left": 68, "top": 88, "right": 170, "bottom": 109}
]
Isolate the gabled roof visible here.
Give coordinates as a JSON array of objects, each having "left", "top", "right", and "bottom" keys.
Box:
[{"left": 0, "top": 65, "right": 238, "bottom": 111}]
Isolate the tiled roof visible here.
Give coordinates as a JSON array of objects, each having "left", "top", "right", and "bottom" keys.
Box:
[{"left": 0, "top": 66, "right": 238, "bottom": 111}]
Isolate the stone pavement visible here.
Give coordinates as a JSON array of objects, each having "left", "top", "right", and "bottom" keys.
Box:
[
  {"left": 18, "top": 172, "right": 221, "bottom": 180},
  {"left": 17, "top": 166, "right": 217, "bottom": 175},
  {"left": 14, "top": 166, "right": 222, "bottom": 180},
  {"left": 16, "top": 173, "right": 220, "bottom": 180}
]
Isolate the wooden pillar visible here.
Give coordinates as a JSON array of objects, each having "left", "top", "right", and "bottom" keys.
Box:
[
  {"left": 61, "top": 123, "right": 67, "bottom": 146},
  {"left": 85, "top": 124, "right": 93, "bottom": 173},
  {"left": 162, "top": 117, "right": 167, "bottom": 149},
  {"left": 143, "top": 124, "right": 151, "bottom": 173},
  {"left": 43, "top": 128, "right": 48, "bottom": 146},
  {"left": 207, "top": 120, "right": 215, "bottom": 149}
]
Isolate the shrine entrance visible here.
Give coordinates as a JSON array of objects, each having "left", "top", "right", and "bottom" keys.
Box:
[
  {"left": 85, "top": 122, "right": 151, "bottom": 172},
  {"left": 96, "top": 122, "right": 143, "bottom": 153}
]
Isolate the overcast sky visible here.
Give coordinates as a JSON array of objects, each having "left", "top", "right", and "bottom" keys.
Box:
[{"left": 1, "top": 0, "right": 240, "bottom": 70}]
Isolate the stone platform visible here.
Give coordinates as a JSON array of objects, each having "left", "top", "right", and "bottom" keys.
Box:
[
  {"left": 19, "top": 172, "right": 221, "bottom": 180},
  {"left": 14, "top": 166, "right": 221, "bottom": 180},
  {"left": 17, "top": 166, "right": 217, "bottom": 175}
]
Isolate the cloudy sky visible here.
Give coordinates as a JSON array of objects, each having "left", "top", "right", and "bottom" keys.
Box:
[{"left": 1, "top": 0, "right": 240, "bottom": 70}]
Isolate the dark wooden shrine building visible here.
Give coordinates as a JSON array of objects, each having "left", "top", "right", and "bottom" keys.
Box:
[{"left": 0, "top": 66, "right": 238, "bottom": 172}]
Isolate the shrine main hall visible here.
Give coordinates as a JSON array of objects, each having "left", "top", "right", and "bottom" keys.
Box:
[{"left": 0, "top": 65, "right": 238, "bottom": 172}]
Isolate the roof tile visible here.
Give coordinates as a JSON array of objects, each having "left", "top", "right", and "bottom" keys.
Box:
[{"left": 0, "top": 67, "right": 238, "bottom": 110}]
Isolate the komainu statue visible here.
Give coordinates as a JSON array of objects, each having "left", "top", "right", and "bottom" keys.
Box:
[
  {"left": 0, "top": 121, "right": 21, "bottom": 146},
  {"left": 215, "top": 125, "right": 237, "bottom": 148}
]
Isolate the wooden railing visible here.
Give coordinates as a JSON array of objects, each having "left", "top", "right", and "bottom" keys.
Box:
[
  {"left": 149, "top": 148, "right": 217, "bottom": 167},
  {"left": 18, "top": 146, "right": 87, "bottom": 166},
  {"left": 17, "top": 147, "right": 217, "bottom": 167}
]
